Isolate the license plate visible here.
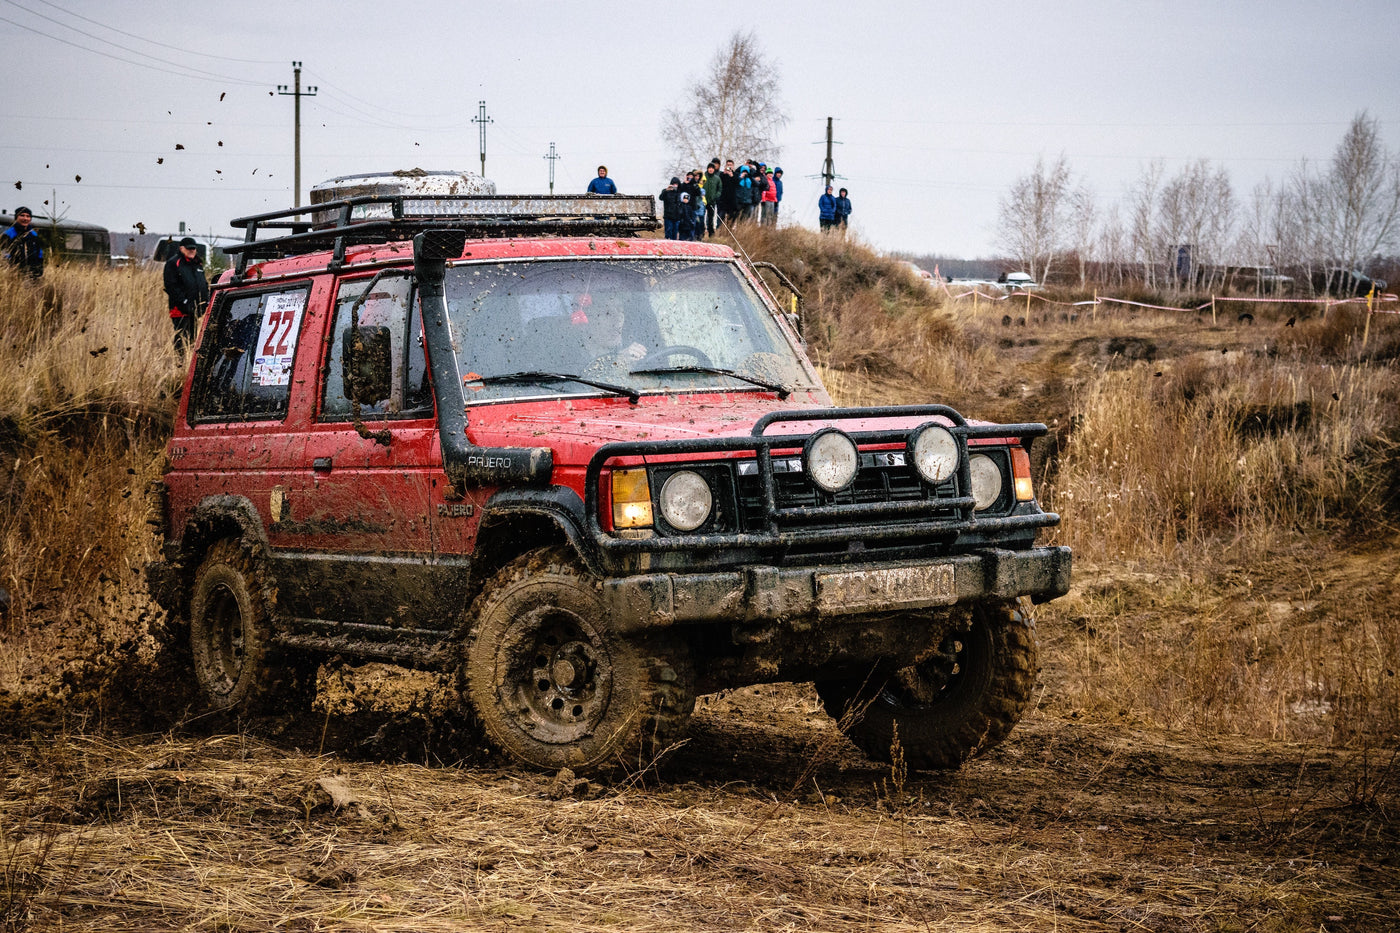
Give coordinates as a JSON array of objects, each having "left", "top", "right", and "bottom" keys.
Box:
[{"left": 815, "top": 564, "right": 956, "bottom": 616}]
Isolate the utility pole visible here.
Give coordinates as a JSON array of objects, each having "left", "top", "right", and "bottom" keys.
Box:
[
  {"left": 472, "top": 101, "right": 493, "bottom": 178},
  {"left": 821, "top": 117, "right": 837, "bottom": 190},
  {"left": 543, "top": 142, "right": 560, "bottom": 195},
  {"left": 277, "top": 61, "right": 318, "bottom": 207}
]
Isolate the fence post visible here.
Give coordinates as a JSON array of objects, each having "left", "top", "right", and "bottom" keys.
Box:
[{"left": 1211, "top": 296, "right": 1216, "bottom": 325}]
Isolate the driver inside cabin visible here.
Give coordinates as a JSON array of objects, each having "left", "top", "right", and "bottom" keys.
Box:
[{"left": 579, "top": 303, "right": 646, "bottom": 377}]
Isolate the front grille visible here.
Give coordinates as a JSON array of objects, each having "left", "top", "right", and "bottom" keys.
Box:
[{"left": 734, "top": 453, "right": 960, "bottom": 532}]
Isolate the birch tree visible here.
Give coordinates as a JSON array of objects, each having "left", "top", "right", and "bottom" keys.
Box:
[
  {"left": 660, "top": 32, "right": 788, "bottom": 171},
  {"left": 996, "top": 155, "right": 1072, "bottom": 284}
]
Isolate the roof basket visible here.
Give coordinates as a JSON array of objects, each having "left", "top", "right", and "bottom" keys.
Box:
[{"left": 223, "top": 193, "right": 660, "bottom": 276}]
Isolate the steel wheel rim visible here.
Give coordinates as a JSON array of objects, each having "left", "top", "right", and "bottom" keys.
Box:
[
  {"left": 205, "top": 582, "right": 248, "bottom": 696},
  {"left": 497, "top": 606, "right": 613, "bottom": 744}
]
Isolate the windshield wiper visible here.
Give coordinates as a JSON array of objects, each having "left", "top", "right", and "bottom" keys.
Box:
[
  {"left": 628, "top": 365, "right": 791, "bottom": 399},
  {"left": 466, "top": 371, "right": 640, "bottom": 404}
]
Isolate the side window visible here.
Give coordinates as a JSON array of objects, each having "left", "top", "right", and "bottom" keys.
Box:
[
  {"left": 189, "top": 286, "right": 309, "bottom": 422},
  {"left": 321, "top": 274, "right": 431, "bottom": 421}
]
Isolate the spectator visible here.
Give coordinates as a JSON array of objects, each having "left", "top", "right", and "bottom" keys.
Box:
[
  {"left": 736, "top": 166, "right": 756, "bottom": 222},
  {"left": 759, "top": 165, "right": 778, "bottom": 226},
  {"left": 164, "top": 236, "right": 210, "bottom": 350},
  {"left": 703, "top": 163, "right": 722, "bottom": 237},
  {"left": 688, "top": 170, "right": 706, "bottom": 240},
  {"left": 3, "top": 207, "right": 44, "bottom": 279},
  {"left": 818, "top": 186, "right": 837, "bottom": 232},
  {"left": 835, "top": 188, "right": 852, "bottom": 232},
  {"left": 771, "top": 167, "right": 784, "bottom": 223},
  {"left": 659, "top": 177, "right": 684, "bottom": 240},
  {"left": 719, "top": 160, "right": 739, "bottom": 226},
  {"left": 678, "top": 171, "right": 703, "bottom": 241},
  {"left": 587, "top": 165, "right": 617, "bottom": 195}
]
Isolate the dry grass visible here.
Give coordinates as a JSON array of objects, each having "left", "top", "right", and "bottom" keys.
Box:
[
  {"left": 0, "top": 264, "right": 176, "bottom": 648},
  {"left": 1, "top": 703, "right": 1394, "bottom": 932}
]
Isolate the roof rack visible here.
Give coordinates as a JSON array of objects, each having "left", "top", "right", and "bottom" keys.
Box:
[{"left": 224, "top": 193, "right": 660, "bottom": 276}]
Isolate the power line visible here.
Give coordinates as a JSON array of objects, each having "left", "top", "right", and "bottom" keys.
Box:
[
  {"left": 30, "top": 0, "right": 281, "bottom": 64},
  {"left": 2, "top": 2, "right": 262, "bottom": 86}
]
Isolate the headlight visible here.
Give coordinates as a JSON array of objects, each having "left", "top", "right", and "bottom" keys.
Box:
[
  {"left": 969, "top": 454, "right": 1003, "bottom": 510},
  {"left": 659, "top": 471, "right": 713, "bottom": 531},
  {"left": 804, "top": 429, "right": 859, "bottom": 493},
  {"left": 908, "top": 424, "right": 958, "bottom": 484}
]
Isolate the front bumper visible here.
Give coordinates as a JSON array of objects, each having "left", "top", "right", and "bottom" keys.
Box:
[{"left": 601, "top": 545, "right": 1071, "bottom": 632}]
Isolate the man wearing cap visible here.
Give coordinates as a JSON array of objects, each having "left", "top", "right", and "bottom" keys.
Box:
[
  {"left": 164, "top": 237, "right": 209, "bottom": 349},
  {"left": 3, "top": 207, "right": 44, "bottom": 279}
]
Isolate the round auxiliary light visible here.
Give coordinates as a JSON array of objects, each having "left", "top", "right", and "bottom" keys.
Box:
[
  {"left": 969, "top": 454, "right": 1004, "bottom": 511},
  {"left": 908, "top": 424, "right": 959, "bottom": 484},
  {"left": 805, "top": 429, "right": 860, "bottom": 493},
  {"left": 659, "top": 471, "right": 713, "bottom": 531}
]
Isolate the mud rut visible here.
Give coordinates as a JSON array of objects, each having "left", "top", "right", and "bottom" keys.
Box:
[{"left": 3, "top": 678, "right": 1396, "bottom": 931}]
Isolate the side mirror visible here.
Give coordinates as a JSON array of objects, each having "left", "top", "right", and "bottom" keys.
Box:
[{"left": 343, "top": 324, "right": 392, "bottom": 406}]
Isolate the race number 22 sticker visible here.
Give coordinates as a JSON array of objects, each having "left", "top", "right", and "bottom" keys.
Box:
[{"left": 252, "top": 291, "right": 306, "bottom": 386}]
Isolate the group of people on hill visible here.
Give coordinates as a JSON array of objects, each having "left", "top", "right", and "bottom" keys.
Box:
[
  {"left": 659, "top": 159, "right": 783, "bottom": 241},
  {"left": 589, "top": 160, "right": 784, "bottom": 241}
]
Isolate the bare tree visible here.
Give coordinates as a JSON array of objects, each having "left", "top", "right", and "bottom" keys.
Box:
[
  {"left": 1127, "top": 161, "right": 1164, "bottom": 288},
  {"left": 1320, "top": 111, "right": 1400, "bottom": 272},
  {"left": 1155, "top": 159, "right": 1235, "bottom": 290},
  {"left": 996, "top": 155, "right": 1073, "bottom": 284},
  {"left": 660, "top": 32, "right": 788, "bottom": 171},
  {"left": 1067, "top": 184, "right": 1098, "bottom": 288}
]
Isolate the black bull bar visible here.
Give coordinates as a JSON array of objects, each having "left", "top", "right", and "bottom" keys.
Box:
[{"left": 582, "top": 404, "right": 1061, "bottom": 554}]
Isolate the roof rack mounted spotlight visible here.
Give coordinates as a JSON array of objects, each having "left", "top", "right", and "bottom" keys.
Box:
[{"left": 223, "top": 193, "right": 660, "bottom": 276}]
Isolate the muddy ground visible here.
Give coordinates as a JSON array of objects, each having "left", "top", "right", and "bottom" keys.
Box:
[{"left": 2, "top": 676, "right": 1396, "bottom": 932}]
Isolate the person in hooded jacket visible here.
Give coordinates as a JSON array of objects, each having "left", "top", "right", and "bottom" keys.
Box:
[
  {"left": 659, "top": 177, "right": 684, "bottom": 240},
  {"left": 759, "top": 166, "right": 778, "bottom": 226},
  {"left": 835, "top": 188, "right": 853, "bottom": 232},
  {"left": 677, "top": 172, "right": 703, "bottom": 241},
  {"left": 818, "top": 186, "right": 838, "bottom": 232},
  {"left": 735, "top": 166, "right": 756, "bottom": 223},
  {"left": 3, "top": 207, "right": 44, "bottom": 279}
]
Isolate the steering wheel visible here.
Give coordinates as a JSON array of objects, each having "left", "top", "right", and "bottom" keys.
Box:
[{"left": 633, "top": 345, "right": 713, "bottom": 369}]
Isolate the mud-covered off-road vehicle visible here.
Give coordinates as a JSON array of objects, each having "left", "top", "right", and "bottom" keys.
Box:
[{"left": 147, "top": 171, "right": 1070, "bottom": 774}]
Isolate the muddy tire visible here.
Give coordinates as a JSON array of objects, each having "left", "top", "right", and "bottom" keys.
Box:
[
  {"left": 462, "top": 548, "right": 694, "bottom": 775},
  {"left": 816, "top": 600, "right": 1038, "bottom": 770},
  {"left": 189, "top": 538, "right": 311, "bottom": 712}
]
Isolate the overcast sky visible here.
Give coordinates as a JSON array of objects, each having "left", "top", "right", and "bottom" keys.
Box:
[{"left": 3, "top": 0, "right": 1398, "bottom": 258}]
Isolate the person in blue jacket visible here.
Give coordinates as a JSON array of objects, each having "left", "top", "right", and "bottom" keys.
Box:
[
  {"left": 818, "top": 186, "right": 837, "bottom": 232},
  {"left": 587, "top": 166, "right": 617, "bottom": 195},
  {"left": 835, "top": 188, "right": 852, "bottom": 232},
  {"left": 772, "top": 167, "right": 784, "bottom": 222},
  {"left": 3, "top": 207, "right": 44, "bottom": 279}
]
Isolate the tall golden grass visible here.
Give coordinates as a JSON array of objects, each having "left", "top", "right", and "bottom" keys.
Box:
[{"left": 0, "top": 264, "right": 178, "bottom": 643}]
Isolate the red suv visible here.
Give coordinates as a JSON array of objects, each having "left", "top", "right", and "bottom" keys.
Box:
[{"left": 147, "top": 178, "right": 1070, "bottom": 774}]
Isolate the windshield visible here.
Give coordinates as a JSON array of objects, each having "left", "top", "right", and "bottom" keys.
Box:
[{"left": 441, "top": 258, "right": 817, "bottom": 402}]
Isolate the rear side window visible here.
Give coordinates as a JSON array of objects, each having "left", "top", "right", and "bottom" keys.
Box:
[
  {"left": 321, "top": 273, "right": 431, "bottom": 421},
  {"left": 189, "top": 285, "right": 309, "bottom": 423}
]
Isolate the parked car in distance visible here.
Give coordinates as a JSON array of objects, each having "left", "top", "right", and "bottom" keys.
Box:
[
  {"left": 1313, "top": 267, "right": 1388, "bottom": 297},
  {"left": 998, "top": 272, "right": 1038, "bottom": 292}
]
